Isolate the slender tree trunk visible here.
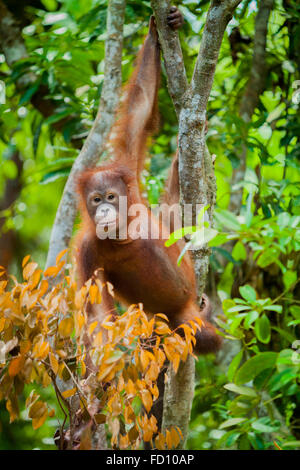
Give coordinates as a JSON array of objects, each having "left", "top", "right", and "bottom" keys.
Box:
[
  {"left": 229, "top": 0, "right": 274, "bottom": 213},
  {"left": 45, "top": 0, "right": 126, "bottom": 269},
  {"left": 151, "top": 0, "right": 241, "bottom": 448}
]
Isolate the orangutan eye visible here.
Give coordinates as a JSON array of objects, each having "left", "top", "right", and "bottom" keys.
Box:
[
  {"left": 107, "top": 194, "right": 115, "bottom": 201},
  {"left": 93, "top": 196, "right": 101, "bottom": 203}
]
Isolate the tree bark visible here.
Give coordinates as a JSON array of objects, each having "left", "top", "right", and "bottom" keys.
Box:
[{"left": 151, "top": 0, "right": 241, "bottom": 448}]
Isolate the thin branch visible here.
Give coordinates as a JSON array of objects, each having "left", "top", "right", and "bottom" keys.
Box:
[
  {"left": 191, "top": 0, "right": 240, "bottom": 109},
  {"left": 150, "top": 0, "right": 188, "bottom": 116},
  {"left": 230, "top": 0, "right": 274, "bottom": 212},
  {"left": 239, "top": 0, "right": 274, "bottom": 121},
  {"left": 0, "top": 0, "right": 34, "bottom": 87},
  {"left": 45, "top": 0, "right": 126, "bottom": 269}
]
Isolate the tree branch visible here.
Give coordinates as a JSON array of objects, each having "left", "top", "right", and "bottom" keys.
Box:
[
  {"left": 45, "top": 0, "right": 126, "bottom": 269},
  {"left": 0, "top": 0, "right": 34, "bottom": 87},
  {"left": 150, "top": 0, "right": 188, "bottom": 116},
  {"left": 239, "top": 0, "right": 274, "bottom": 121}
]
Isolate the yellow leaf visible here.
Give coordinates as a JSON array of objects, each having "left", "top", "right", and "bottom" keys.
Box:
[
  {"left": 22, "top": 255, "right": 30, "bottom": 268},
  {"left": 155, "top": 321, "right": 171, "bottom": 335},
  {"left": 155, "top": 313, "right": 169, "bottom": 322},
  {"left": 55, "top": 248, "right": 68, "bottom": 266},
  {"left": 89, "top": 284, "right": 101, "bottom": 304},
  {"left": 49, "top": 352, "right": 59, "bottom": 374},
  {"left": 62, "top": 388, "right": 77, "bottom": 399},
  {"left": 20, "top": 340, "right": 31, "bottom": 355},
  {"left": 44, "top": 260, "right": 65, "bottom": 278},
  {"left": 88, "top": 320, "right": 98, "bottom": 336},
  {"left": 0, "top": 317, "right": 5, "bottom": 333},
  {"left": 28, "top": 401, "right": 47, "bottom": 419},
  {"left": 140, "top": 390, "right": 152, "bottom": 413},
  {"left": 43, "top": 266, "right": 58, "bottom": 277},
  {"left": 6, "top": 397, "right": 19, "bottom": 423},
  {"left": 140, "top": 349, "right": 150, "bottom": 371},
  {"left": 79, "top": 360, "right": 86, "bottom": 377},
  {"left": 58, "top": 317, "right": 74, "bottom": 338},
  {"left": 38, "top": 279, "right": 48, "bottom": 297},
  {"left": 166, "top": 429, "right": 173, "bottom": 449},
  {"left": 27, "top": 269, "right": 42, "bottom": 290},
  {"left": 32, "top": 412, "right": 48, "bottom": 430},
  {"left": 33, "top": 341, "right": 49, "bottom": 360},
  {"left": 172, "top": 353, "right": 181, "bottom": 374},
  {"left": 76, "top": 312, "right": 85, "bottom": 330},
  {"left": 170, "top": 427, "right": 181, "bottom": 448},
  {"left": 146, "top": 361, "right": 160, "bottom": 382},
  {"left": 155, "top": 432, "right": 165, "bottom": 450}
]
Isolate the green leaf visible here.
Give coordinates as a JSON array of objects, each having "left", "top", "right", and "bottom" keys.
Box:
[
  {"left": 251, "top": 419, "right": 278, "bottom": 433},
  {"left": 227, "top": 349, "right": 243, "bottom": 382},
  {"left": 239, "top": 285, "right": 256, "bottom": 302},
  {"left": 232, "top": 241, "right": 247, "bottom": 261},
  {"left": 165, "top": 226, "right": 195, "bottom": 247},
  {"left": 263, "top": 304, "right": 282, "bottom": 313},
  {"left": 277, "top": 212, "right": 290, "bottom": 227},
  {"left": 244, "top": 311, "right": 259, "bottom": 329},
  {"left": 219, "top": 418, "right": 247, "bottom": 429},
  {"left": 224, "top": 383, "right": 257, "bottom": 397},
  {"left": 235, "top": 352, "right": 277, "bottom": 385},
  {"left": 257, "top": 248, "right": 278, "bottom": 268},
  {"left": 283, "top": 270, "right": 297, "bottom": 290},
  {"left": 19, "top": 82, "right": 40, "bottom": 105},
  {"left": 191, "top": 226, "right": 218, "bottom": 247},
  {"left": 214, "top": 209, "right": 242, "bottom": 231},
  {"left": 227, "top": 305, "right": 252, "bottom": 313},
  {"left": 255, "top": 314, "right": 271, "bottom": 344}
]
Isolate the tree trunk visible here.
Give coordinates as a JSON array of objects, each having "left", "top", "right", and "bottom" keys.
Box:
[
  {"left": 229, "top": 0, "right": 274, "bottom": 213},
  {"left": 151, "top": 0, "right": 242, "bottom": 448}
]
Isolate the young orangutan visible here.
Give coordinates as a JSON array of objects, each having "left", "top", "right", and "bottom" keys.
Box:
[{"left": 74, "top": 8, "right": 222, "bottom": 356}]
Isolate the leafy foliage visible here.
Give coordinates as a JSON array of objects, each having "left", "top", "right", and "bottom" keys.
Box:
[{"left": 0, "top": 251, "right": 201, "bottom": 449}]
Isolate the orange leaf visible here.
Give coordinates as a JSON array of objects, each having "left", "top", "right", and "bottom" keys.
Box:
[
  {"left": 155, "top": 432, "right": 165, "bottom": 450},
  {"left": 55, "top": 248, "right": 68, "bottom": 266},
  {"left": 23, "top": 262, "right": 38, "bottom": 281},
  {"left": 28, "top": 400, "right": 47, "bottom": 419},
  {"left": 0, "top": 317, "right": 5, "bottom": 333},
  {"left": 140, "top": 349, "right": 150, "bottom": 371},
  {"left": 9, "top": 356, "right": 25, "bottom": 377},
  {"left": 170, "top": 427, "right": 181, "bottom": 448},
  {"left": 32, "top": 412, "right": 48, "bottom": 430},
  {"left": 62, "top": 388, "right": 77, "bottom": 399},
  {"left": 22, "top": 255, "right": 30, "bottom": 268},
  {"left": 88, "top": 321, "right": 98, "bottom": 336},
  {"left": 27, "top": 269, "right": 42, "bottom": 290},
  {"left": 140, "top": 390, "right": 152, "bottom": 413}
]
